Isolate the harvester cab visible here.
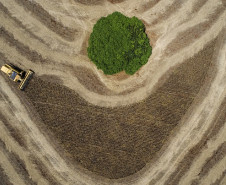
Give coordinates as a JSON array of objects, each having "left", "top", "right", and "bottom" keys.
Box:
[{"left": 1, "top": 64, "right": 34, "bottom": 90}]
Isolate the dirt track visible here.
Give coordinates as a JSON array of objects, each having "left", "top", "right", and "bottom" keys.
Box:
[{"left": 0, "top": 0, "right": 226, "bottom": 184}]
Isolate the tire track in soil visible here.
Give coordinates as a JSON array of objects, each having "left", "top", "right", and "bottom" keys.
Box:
[
  {"left": 0, "top": 165, "right": 13, "bottom": 185},
  {"left": 0, "top": 112, "right": 27, "bottom": 149},
  {"left": 74, "top": 0, "right": 105, "bottom": 6},
  {"left": 30, "top": 157, "right": 61, "bottom": 185},
  {"left": 163, "top": 97, "right": 226, "bottom": 185},
  {"left": 164, "top": 6, "right": 225, "bottom": 57},
  {"left": 138, "top": 0, "right": 161, "bottom": 13},
  {"left": 0, "top": 27, "right": 47, "bottom": 64},
  {"left": 0, "top": 2, "right": 47, "bottom": 47},
  {"left": 0, "top": 139, "right": 37, "bottom": 185},
  {"left": 199, "top": 142, "right": 226, "bottom": 178},
  {"left": 24, "top": 38, "right": 217, "bottom": 179},
  {"left": 150, "top": 0, "right": 184, "bottom": 25},
  {"left": 211, "top": 170, "right": 226, "bottom": 185},
  {"left": 14, "top": 0, "right": 77, "bottom": 41}
]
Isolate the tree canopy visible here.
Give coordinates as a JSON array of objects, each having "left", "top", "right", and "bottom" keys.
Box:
[{"left": 87, "top": 11, "right": 152, "bottom": 75}]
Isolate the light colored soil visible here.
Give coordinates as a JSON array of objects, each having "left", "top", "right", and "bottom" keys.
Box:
[{"left": 0, "top": 0, "right": 225, "bottom": 184}]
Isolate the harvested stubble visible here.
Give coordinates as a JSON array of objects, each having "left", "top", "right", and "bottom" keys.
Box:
[{"left": 24, "top": 40, "right": 216, "bottom": 179}]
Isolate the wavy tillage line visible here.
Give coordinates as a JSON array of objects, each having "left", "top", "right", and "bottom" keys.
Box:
[
  {"left": 0, "top": 139, "right": 36, "bottom": 185},
  {"left": 0, "top": 112, "right": 27, "bottom": 149},
  {"left": 151, "top": 0, "right": 184, "bottom": 25},
  {"left": 14, "top": 0, "right": 77, "bottom": 41},
  {"left": 73, "top": 66, "right": 115, "bottom": 95},
  {"left": 24, "top": 39, "right": 216, "bottom": 179},
  {"left": 0, "top": 165, "right": 13, "bottom": 185},
  {"left": 165, "top": 6, "right": 224, "bottom": 57},
  {"left": 30, "top": 157, "right": 60, "bottom": 185},
  {"left": 0, "top": 27, "right": 47, "bottom": 63},
  {"left": 191, "top": 142, "right": 226, "bottom": 185},
  {"left": 107, "top": 0, "right": 126, "bottom": 4},
  {"left": 138, "top": 0, "right": 161, "bottom": 12},
  {"left": 211, "top": 170, "right": 226, "bottom": 185},
  {"left": 74, "top": 0, "right": 104, "bottom": 5},
  {"left": 199, "top": 142, "right": 226, "bottom": 177},
  {"left": 0, "top": 2, "right": 47, "bottom": 47},
  {"left": 190, "top": 0, "right": 209, "bottom": 14},
  {"left": 164, "top": 97, "right": 226, "bottom": 185}
]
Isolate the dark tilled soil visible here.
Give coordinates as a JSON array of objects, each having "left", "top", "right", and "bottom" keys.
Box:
[
  {"left": 14, "top": 0, "right": 76, "bottom": 41},
  {"left": 165, "top": 6, "right": 225, "bottom": 57},
  {"left": 73, "top": 66, "right": 115, "bottom": 95},
  {"left": 0, "top": 112, "right": 27, "bottom": 149},
  {"left": 30, "top": 157, "right": 60, "bottom": 185},
  {"left": 74, "top": 0, "right": 104, "bottom": 5},
  {"left": 0, "top": 139, "right": 36, "bottom": 185},
  {"left": 0, "top": 165, "right": 12, "bottom": 185},
  {"left": 165, "top": 96, "right": 226, "bottom": 185},
  {"left": 24, "top": 39, "right": 216, "bottom": 179}
]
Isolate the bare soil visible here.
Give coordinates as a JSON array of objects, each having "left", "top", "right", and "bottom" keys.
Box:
[{"left": 24, "top": 39, "right": 216, "bottom": 179}]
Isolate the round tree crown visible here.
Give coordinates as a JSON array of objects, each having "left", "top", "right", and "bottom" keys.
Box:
[{"left": 87, "top": 11, "right": 152, "bottom": 75}]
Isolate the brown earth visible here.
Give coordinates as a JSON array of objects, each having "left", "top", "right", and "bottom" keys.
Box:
[
  {"left": 24, "top": 39, "right": 216, "bottom": 179},
  {"left": 0, "top": 0, "right": 225, "bottom": 184}
]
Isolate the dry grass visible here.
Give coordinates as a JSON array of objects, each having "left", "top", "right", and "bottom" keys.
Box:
[{"left": 24, "top": 39, "right": 216, "bottom": 179}]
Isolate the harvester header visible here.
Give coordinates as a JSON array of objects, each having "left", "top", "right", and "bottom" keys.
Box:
[{"left": 1, "top": 64, "right": 34, "bottom": 90}]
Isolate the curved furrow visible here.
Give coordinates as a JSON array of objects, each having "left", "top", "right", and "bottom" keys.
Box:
[
  {"left": 0, "top": 165, "right": 13, "bottom": 185},
  {"left": 211, "top": 170, "right": 226, "bottom": 185},
  {"left": 200, "top": 157, "right": 226, "bottom": 185},
  {"left": 0, "top": 148, "right": 25, "bottom": 185},
  {"left": 23, "top": 37, "right": 217, "bottom": 179},
  {"left": 14, "top": 0, "right": 77, "bottom": 41},
  {"left": 32, "top": 0, "right": 84, "bottom": 29},
  {"left": 148, "top": 0, "right": 213, "bottom": 34},
  {"left": 150, "top": 0, "right": 184, "bottom": 26},
  {"left": 0, "top": 0, "right": 224, "bottom": 109},
  {"left": 164, "top": 5, "right": 225, "bottom": 57},
  {"left": 141, "top": 0, "right": 178, "bottom": 25},
  {"left": 0, "top": 37, "right": 113, "bottom": 98},
  {"left": 0, "top": 81, "right": 76, "bottom": 185},
  {"left": 135, "top": 32, "right": 226, "bottom": 185},
  {"left": 0, "top": 0, "right": 225, "bottom": 184},
  {"left": 1, "top": 0, "right": 83, "bottom": 53},
  {"left": 136, "top": 0, "right": 161, "bottom": 13},
  {"left": 0, "top": 139, "right": 37, "bottom": 185},
  {"left": 189, "top": 142, "right": 226, "bottom": 185}
]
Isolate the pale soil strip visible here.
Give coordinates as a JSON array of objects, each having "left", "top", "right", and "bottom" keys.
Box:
[
  {"left": 219, "top": 173, "right": 226, "bottom": 185},
  {"left": 82, "top": 13, "right": 225, "bottom": 107},
  {"left": 0, "top": 37, "right": 101, "bottom": 94},
  {"left": 0, "top": 13, "right": 81, "bottom": 60},
  {"left": 0, "top": 117, "right": 49, "bottom": 184},
  {"left": 152, "top": 0, "right": 222, "bottom": 58},
  {"left": 149, "top": 0, "right": 214, "bottom": 35},
  {"left": 133, "top": 30, "right": 226, "bottom": 185},
  {"left": 14, "top": 0, "right": 76, "bottom": 41},
  {"left": 1, "top": 12, "right": 224, "bottom": 108},
  {"left": 1, "top": 0, "right": 223, "bottom": 100},
  {"left": 35, "top": 0, "right": 87, "bottom": 29},
  {"left": 0, "top": 148, "right": 25, "bottom": 185},
  {"left": 0, "top": 76, "right": 100, "bottom": 185},
  {"left": 0, "top": 4, "right": 83, "bottom": 56},
  {"left": 1, "top": 0, "right": 81, "bottom": 54},
  {"left": 0, "top": 0, "right": 225, "bottom": 108},
  {"left": 200, "top": 156, "right": 226, "bottom": 185},
  {"left": 140, "top": 0, "right": 176, "bottom": 24},
  {"left": 26, "top": 0, "right": 80, "bottom": 29},
  {"left": 179, "top": 123, "right": 226, "bottom": 184},
  {"left": 0, "top": 98, "right": 67, "bottom": 185},
  {"left": 93, "top": 3, "right": 225, "bottom": 92}
]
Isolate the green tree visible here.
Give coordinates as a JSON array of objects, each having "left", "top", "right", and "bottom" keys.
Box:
[{"left": 87, "top": 11, "right": 152, "bottom": 75}]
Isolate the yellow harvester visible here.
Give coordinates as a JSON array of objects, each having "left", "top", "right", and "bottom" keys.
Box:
[{"left": 1, "top": 64, "right": 34, "bottom": 90}]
